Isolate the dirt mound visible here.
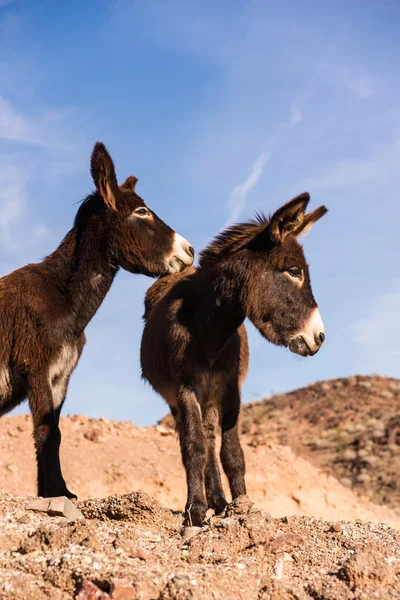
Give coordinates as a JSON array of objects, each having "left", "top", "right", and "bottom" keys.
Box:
[
  {"left": 157, "top": 374, "right": 399, "bottom": 510},
  {"left": 1, "top": 413, "right": 399, "bottom": 528},
  {"left": 1, "top": 489, "right": 399, "bottom": 600}
]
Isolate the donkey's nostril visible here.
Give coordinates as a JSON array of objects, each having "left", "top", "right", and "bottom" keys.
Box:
[
  {"left": 314, "top": 331, "right": 325, "bottom": 347},
  {"left": 188, "top": 245, "right": 195, "bottom": 258}
]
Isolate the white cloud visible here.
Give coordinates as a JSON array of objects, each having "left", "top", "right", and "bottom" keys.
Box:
[
  {"left": 0, "top": 96, "right": 47, "bottom": 144},
  {"left": 225, "top": 152, "right": 270, "bottom": 226},
  {"left": 289, "top": 104, "right": 303, "bottom": 127},
  {"left": 0, "top": 95, "right": 86, "bottom": 254},
  {"left": 318, "top": 63, "right": 375, "bottom": 99},
  {"left": 341, "top": 67, "right": 375, "bottom": 99}
]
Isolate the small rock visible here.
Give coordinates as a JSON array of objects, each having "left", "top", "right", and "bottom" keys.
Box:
[
  {"left": 84, "top": 428, "right": 105, "bottom": 443},
  {"left": 130, "top": 547, "right": 148, "bottom": 561},
  {"left": 274, "top": 558, "right": 284, "bottom": 580},
  {"left": 358, "top": 381, "right": 372, "bottom": 389},
  {"left": 357, "top": 472, "right": 371, "bottom": 484},
  {"left": 219, "top": 517, "right": 236, "bottom": 528},
  {"left": 76, "top": 580, "right": 111, "bottom": 600},
  {"left": 155, "top": 425, "right": 173, "bottom": 436},
  {"left": 182, "top": 526, "right": 202, "bottom": 539},
  {"left": 110, "top": 578, "right": 136, "bottom": 600},
  {"left": 329, "top": 522, "right": 343, "bottom": 533},
  {"left": 343, "top": 449, "right": 357, "bottom": 461},
  {"left": 282, "top": 552, "right": 294, "bottom": 562},
  {"left": 26, "top": 496, "right": 84, "bottom": 521},
  {"left": 340, "top": 478, "right": 353, "bottom": 488}
]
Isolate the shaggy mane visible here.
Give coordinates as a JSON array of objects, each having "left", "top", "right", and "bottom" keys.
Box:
[{"left": 199, "top": 213, "right": 268, "bottom": 267}]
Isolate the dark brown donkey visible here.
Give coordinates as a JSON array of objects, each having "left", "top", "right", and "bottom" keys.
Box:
[
  {"left": 141, "top": 193, "right": 327, "bottom": 527},
  {"left": 0, "top": 142, "right": 194, "bottom": 499}
]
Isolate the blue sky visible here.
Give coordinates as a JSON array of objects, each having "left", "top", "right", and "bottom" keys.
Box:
[{"left": 1, "top": 0, "right": 399, "bottom": 425}]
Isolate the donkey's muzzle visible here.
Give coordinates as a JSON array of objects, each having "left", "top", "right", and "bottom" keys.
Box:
[
  {"left": 167, "top": 233, "right": 195, "bottom": 274},
  {"left": 289, "top": 308, "right": 325, "bottom": 357}
]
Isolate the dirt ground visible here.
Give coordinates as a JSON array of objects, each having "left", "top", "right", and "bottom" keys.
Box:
[
  {"left": 0, "top": 374, "right": 400, "bottom": 598},
  {"left": 1, "top": 489, "right": 399, "bottom": 600}
]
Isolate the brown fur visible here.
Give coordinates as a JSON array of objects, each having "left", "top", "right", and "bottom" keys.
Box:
[
  {"left": 141, "top": 193, "right": 327, "bottom": 526},
  {"left": 0, "top": 142, "right": 194, "bottom": 499}
]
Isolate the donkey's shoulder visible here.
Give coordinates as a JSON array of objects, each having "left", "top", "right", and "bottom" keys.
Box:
[{"left": 143, "top": 266, "right": 197, "bottom": 320}]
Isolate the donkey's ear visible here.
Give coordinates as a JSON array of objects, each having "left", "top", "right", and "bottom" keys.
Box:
[
  {"left": 120, "top": 176, "right": 138, "bottom": 192},
  {"left": 90, "top": 142, "right": 119, "bottom": 211},
  {"left": 268, "top": 192, "right": 310, "bottom": 243},
  {"left": 292, "top": 205, "right": 328, "bottom": 237}
]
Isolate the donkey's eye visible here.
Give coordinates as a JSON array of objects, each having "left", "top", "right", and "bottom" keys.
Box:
[
  {"left": 134, "top": 208, "right": 150, "bottom": 217},
  {"left": 287, "top": 267, "right": 302, "bottom": 279}
]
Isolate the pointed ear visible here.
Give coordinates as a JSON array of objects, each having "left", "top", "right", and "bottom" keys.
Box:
[
  {"left": 292, "top": 205, "right": 328, "bottom": 237},
  {"left": 90, "top": 142, "right": 119, "bottom": 211},
  {"left": 268, "top": 192, "right": 310, "bottom": 243},
  {"left": 120, "top": 176, "right": 138, "bottom": 192}
]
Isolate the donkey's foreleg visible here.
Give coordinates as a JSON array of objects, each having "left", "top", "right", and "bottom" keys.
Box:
[
  {"left": 28, "top": 380, "right": 75, "bottom": 499},
  {"left": 203, "top": 406, "right": 227, "bottom": 514},
  {"left": 177, "top": 386, "right": 207, "bottom": 527},
  {"left": 220, "top": 384, "right": 246, "bottom": 499}
]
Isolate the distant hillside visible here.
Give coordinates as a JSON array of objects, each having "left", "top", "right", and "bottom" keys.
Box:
[
  {"left": 240, "top": 375, "right": 400, "bottom": 508},
  {"left": 161, "top": 375, "right": 400, "bottom": 508}
]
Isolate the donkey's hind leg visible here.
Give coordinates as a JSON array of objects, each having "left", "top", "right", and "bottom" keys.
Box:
[
  {"left": 176, "top": 385, "right": 207, "bottom": 527},
  {"left": 28, "top": 377, "right": 76, "bottom": 499},
  {"left": 203, "top": 405, "right": 228, "bottom": 514},
  {"left": 220, "top": 383, "right": 246, "bottom": 499}
]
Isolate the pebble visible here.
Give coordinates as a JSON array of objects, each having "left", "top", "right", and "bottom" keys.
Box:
[
  {"left": 26, "top": 496, "right": 84, "bottom": 521},
  {"left": 182, "top": 526, "right": 202, "bottom": 540}
]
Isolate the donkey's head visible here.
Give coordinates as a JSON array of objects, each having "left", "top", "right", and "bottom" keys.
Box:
[
  {"left": 89, "top": 142, "right": 194, "bottom": 276},
  {"left": 244, "top": 193, "right": 327, "bottom": 356},
  {"left": 200, "top": 193, "right": 327, "bottom": 357}
]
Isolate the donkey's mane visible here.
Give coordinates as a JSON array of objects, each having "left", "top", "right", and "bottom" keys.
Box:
[
  {"left": 199, "top": 213, "right": 268, "bottom": 267},
  {"left": 73, "top": 192, "right": 105, "bottom": 233}
]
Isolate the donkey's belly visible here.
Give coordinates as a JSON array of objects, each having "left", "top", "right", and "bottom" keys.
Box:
[
  {"left": 194, "top": 370, "right": 228, "bottom": 409},
  {"left": 0, "top": 365, "right": 27, "bottom": 416}
]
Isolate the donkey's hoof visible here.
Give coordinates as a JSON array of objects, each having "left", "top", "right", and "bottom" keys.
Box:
[
  {"left": 65, "top": 491, "right": 78, "bottom": 501},
  {"left": 182, "top": 526, "right": 202, "bottom": 540}
]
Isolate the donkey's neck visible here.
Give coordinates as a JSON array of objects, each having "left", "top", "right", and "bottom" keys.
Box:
[
  {"left": 41, "top": 217, "right": 118, "bottom": 334},
  {"left": 191, "top": 269, "right": 246, "bottom": 366}
]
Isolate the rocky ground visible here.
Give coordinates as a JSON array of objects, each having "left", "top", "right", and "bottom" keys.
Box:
[
  {"left": 0, "top": 374, "right": 400, "bottom": 598},
  {"left": 1, "top": 490, "right": 400, "bottom": 600}
]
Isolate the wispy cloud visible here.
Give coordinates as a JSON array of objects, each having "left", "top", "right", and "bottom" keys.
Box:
[
  {"left": 0, "top": 96, "right": 85, "bottom": 255},
  {"left": 0, "top": 96, "right": 48, "bottom": 145},
  {"left": 345, "top": 73, "right": 374, "bottom": 99},
  {"left": 318, "top": 63, "right": 375, "bottom": 99},
  {"left": 289, "top": 103, "right": 303, "bottom": 127},
  {"left": 225, "top": 152, "right": 270, "bottom": 226}
]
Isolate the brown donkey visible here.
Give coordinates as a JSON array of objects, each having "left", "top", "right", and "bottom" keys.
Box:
[
  {"left": 141, "top": 193, "right": 327, "bottom": 527},
  {"left": 0, "top": 142, "right": 194, "bottom": 499}
]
